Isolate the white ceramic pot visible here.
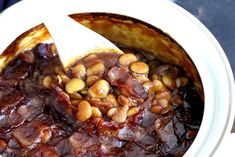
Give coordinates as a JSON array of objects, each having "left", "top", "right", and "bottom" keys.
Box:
[{"left": 0, "top": 0, "right": 234, "bottom": 156}]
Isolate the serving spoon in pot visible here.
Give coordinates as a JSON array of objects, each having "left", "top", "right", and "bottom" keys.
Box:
[{"left": 43, "top": 14, "right": 123, "bottom": 72}]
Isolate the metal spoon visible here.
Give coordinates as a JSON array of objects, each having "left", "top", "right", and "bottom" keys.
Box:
[{"left": 43, "top": 14, "right": 123, "bottom": 72}]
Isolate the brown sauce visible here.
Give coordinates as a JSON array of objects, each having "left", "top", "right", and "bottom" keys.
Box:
[{"left": 0, "top": 43, "right": 203, "bottom": 157}]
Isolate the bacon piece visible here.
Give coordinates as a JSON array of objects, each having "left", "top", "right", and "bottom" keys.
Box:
[
  {"left": 36, "top": 43, "right": 54, "bottom": 59},
  {"left": 0, "top": 139, "right": 6, "bottom": 154},
  {"left": 27, "top": 145, "right": 58, "bottom": 157},
  {"left": 99, "top": 136, "right": 125, "bottom": 155},
  {"left": 0, "top": 91, "right": 25, "bottom": 113},
  {"left": 89, "top": 98, "right": 113, "bottom": 114},
  {"left": 55, "top": 132, "right": 99, "bottom": 156},
  {"left": 12, "top": 116, "right": 52, "bottom": 148},
  {"left": 0, "top": 78, "right": 19, "bottom": 87},
  {"left": 17, "top": 95, "right": 44, "bottom": 121},
  {"left": 69, "top": 132, "right": 99, "bottom": 153},
  {"left": 49, "top": 86, "right": 76, "bottom": 126},
  {"left": 107, "top": 66, "right": 147, "bottom": 99},
  {"left": 55, "top": 138, "right": 73, "bottom": 156},
  {"left": 2, "top": 60, "right": 32, "bottom": 80},
  {"left": 107, "top": 66, "right": 129, "bottom": 85},
  {"left": 119, "top": 76, "right": 147, "bottom": 99},
  {"left": 154, "top": 116, "right": 179, "bottom": 152},
  {"left": 18, "top": 50, "right": 34, "bottom": 63},
  {"left": 0, "top": 90, "right": 25, "bottom": 134}
]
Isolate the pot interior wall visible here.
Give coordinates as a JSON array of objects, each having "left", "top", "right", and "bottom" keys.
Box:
[
  {"left": 71, "top": 13, "right": 203, "bottom": 99},
  {"left": 0, "top": 13, "right": 203, "bottom": 100}
]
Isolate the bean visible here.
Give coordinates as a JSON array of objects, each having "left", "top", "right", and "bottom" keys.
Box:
[
  {"left": 50, "top": 43, "right": 57, "bottom": 54},
  {"left": 127, "top": 107, "right": 140, "bottom": 117},
  {"left": 185, "top": 130, "right": 198, "bottom": 139},
  {"left": 130, "top": 61, "right": 149, "bottom": 74},
  {"left": 117, "top": 95, "right": 129, "bottom": 106},
  {"left": 152, "top": 74, "right": 158, "bottom": 80},
  {"left": 88, "top": 80, "right": 110, "bottom": 98},
  {"left": 86, "top": 75, "right": 99, "bottom": 86},
  {"left": 105, "top": 94, "right": 118, "bottom": 107},
  {"left": 159, "top": 99, "right": 171, "bottom": 114},
  {"left": 84, "top": 54, "right": 97, "bottom": 61},
  {"left": 151, "top": 105, "right": 162, "bottom": 114},
  {"left": 0, "top": 139, "right": 6, "bottom": 150},
  {"left": 111, "top": 105, "right": 129, "bottom": 123},
  {"left": 162, "top": 75, "right": 176, "bottom": 89},
  {"left": 69, "top": 93, "right": 83, "bottom": 99},
  {"left": 91, "top": 107, "right": 102, "bottom": 118},
  {"left": 65, "top": 78, "right": 85, "bottom": 94},
  {"left": 54, "top": 66, "right": 64, "bottom": 75},
  {"left": 87, "top": 62, "right": 105, "bottom": 76},
  {"left": 71, "top": 64, "right": 86, "bottom": 79},
  {"left": 159, "top": 99, "right": 169, "bottom": 108},
  {"left": 155, "top": 91, "right": 171, "bottom": 101},
  {"left": 80, "top": 90, "right": 88, "bottom": 95},
  {"left": 171, "top": 91, "right": 183, "bottom": 106},
  {"left": 136, "top": 75, "right": 149, "bottom": 84},
  {"left": 176, "top": 77, "right": 188, "bottom": 88},
  {"left": 76, "top": 100, "right": 92, "bottom": 122},
  {"left": 71, "top": 100, "right": 81, "bottom": 106},
  {"left": 107, "top": 108, "right": 118, "bottom": 117},
  {"left": 137, "top": 99, "right": 145, "bottom": 104},
  {"left": 119, "top": 53, "right": 138, "bottom": 66},
  {"left": 152, "top": 80, "right": 166, "bottom": 92},
  {"left": 59, "top": 74, "right": 70, "bottom": 84},
  {"left": 143, "top": 81, "right": 153, "bottom": 91},
  {"left": 41, "top": 129, "right": 52, "bottom": 143},
  {"left": 43, "top": 76, "right": 52, "bottom": 88}
]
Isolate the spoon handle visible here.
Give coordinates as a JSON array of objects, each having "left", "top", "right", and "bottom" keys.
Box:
[{"left": 43, "top": 14, "right": 123, "bottom": 71}]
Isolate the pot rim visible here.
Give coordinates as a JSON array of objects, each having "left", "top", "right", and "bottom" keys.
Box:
[{"left": 0, "top": 0, "right": 234, "bottom": 156}]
